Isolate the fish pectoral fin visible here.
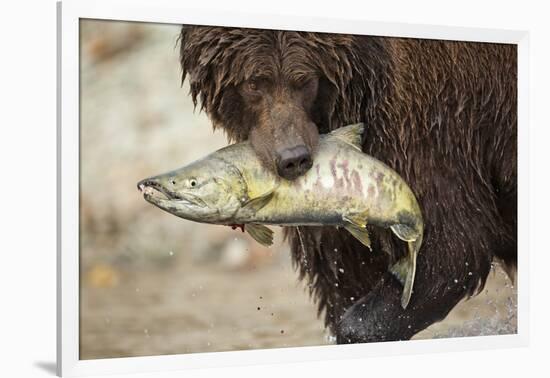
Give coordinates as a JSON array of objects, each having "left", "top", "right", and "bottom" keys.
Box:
[
  {"left": 390, "top": 239, "right": 420, "bottom": 309},
  {"left": 242, "top": 189, "right": 275, "bottom": 216},
  {"left": 246, "top": 224, "right": 274, "bottom": 247},
  {"left": 343, "top": 214, "right": 371, "bottom": 249}
]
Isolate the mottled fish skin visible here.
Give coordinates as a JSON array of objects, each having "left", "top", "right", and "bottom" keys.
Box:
[
  {"left": 139, "top": 124, "right": 424, "bottom": 308},
  {"left": 240, "top": 137, "right": 420, "bottom": 228}
]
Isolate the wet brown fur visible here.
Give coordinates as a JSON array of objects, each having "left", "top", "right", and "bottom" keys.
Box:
[{"left": 178, "top": 26, "right": 517, "bottom": 341}]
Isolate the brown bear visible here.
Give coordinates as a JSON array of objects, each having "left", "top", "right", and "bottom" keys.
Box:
[{"left": 178, "top": 26, "right": 517, "bottom": 342}]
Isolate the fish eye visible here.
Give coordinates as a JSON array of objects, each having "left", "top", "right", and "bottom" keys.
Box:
[
  {"left": 171, "top": 180, "right": 176, "bottom": 185},
  {"left": 190, "top": 179, "right": 197, "bottom": 187}
]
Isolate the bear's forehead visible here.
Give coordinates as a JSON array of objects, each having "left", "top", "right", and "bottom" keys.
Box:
[
  {"left": 187, "top": 27, "right": 355, "bottom": 85},
  {"left": 218, "top": 36, "right": 322, "bottom": 82}
]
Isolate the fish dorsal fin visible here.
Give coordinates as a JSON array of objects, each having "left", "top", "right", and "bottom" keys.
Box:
[{"left": 327, "top": 123, "right": 365, "bottom": 150}]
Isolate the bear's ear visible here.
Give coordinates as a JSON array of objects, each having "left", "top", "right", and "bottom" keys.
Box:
[
  {"left": 178, "top": 25, "right": 189, "bottom": 44},
  {"left": 178, "top": 26, "right": 213, "bottom": 111},
  {"left": 178, "top": 26, "right": 193, "bottom": 86}
]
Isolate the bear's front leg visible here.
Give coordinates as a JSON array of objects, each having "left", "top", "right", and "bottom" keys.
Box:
[{"left": 336, "top": 271, "right": 467, "bottom": 343}]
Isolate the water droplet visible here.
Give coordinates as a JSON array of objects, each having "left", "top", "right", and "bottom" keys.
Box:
[
  {"left": 169, "top": 251, "right": 174, "bottom": 256},
  {"left": 453, "top": 279, "right": 458, "bottom": 283},
  {"left": 334, "top": 248, "right": 338, "bottom": 252},
  {"left": 338, "top": 268, "right": 345, "bottom": 273},
  {"left": 468, "top": 272, "right": 473, "bottom": 276},
  {"left": 334, "top": 283, "right": 339, "bottom": 287}
]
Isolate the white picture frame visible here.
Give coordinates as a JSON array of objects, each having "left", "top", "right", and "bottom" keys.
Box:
[{"left": 57, "top": 0, "right": 530, "bottom": 376}]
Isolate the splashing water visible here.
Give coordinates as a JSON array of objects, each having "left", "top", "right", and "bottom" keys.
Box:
[{"left": 296, "top": 227, "right": 307, "bottom": 260}]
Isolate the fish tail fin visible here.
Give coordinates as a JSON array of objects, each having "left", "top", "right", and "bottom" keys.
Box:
[{"left": 390, "top": 233, "right": 422, "bottom": 309}]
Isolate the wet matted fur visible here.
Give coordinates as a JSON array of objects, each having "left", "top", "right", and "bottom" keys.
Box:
[{"left": 178, "top": 26, "right": 517, "bottom": 342}]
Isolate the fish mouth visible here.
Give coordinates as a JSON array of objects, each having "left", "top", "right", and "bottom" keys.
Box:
[
  {"left": 137, "top": 179, "right": 206, "bottom": 207},
  {"left": 138, "top": 181, "right": 170, "bottom": 202}
]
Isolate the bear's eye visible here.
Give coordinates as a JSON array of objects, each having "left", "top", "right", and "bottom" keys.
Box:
[
  {"left": 247, "top": 80, "right": 258, "bottom": 91},
  {"left": 241, "top": 78, "right": 268, "bottom": 99}
]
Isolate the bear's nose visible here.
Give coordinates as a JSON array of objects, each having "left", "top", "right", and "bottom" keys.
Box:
[{"left": 276, "top": 145, "right": 313, "bottom": 180}]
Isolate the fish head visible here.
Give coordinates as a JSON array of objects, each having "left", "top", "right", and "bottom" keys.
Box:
[{"left": 137, "top": 157, "right": 247, "bottom": 223}]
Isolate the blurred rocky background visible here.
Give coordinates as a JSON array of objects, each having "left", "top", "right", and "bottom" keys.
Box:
[{"left": 79, "top": 19, "right": 517, "bottom": 359}]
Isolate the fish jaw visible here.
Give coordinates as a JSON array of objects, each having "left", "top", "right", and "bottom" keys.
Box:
[
  {"left": 138, "top": 181, "right": 217, "bottom": 221},
  {"left": 137, "top": 174, "right": 243, "bottom": 224},
  {"left": 139, "top": 180, "right": 205, "bottom": 207}
]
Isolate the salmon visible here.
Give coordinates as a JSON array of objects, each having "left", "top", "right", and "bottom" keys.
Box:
[{"left": 138, "top": 124, "right": 424, "bottom": 308}]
